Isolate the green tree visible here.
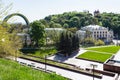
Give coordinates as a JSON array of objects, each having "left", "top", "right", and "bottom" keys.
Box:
[
  {"left": 70, "top": 16, "right": 80, "bottom": 28},
  {"left": 39, "top": 19, "right": 49, "bottom": 28},
  {"left": 67, "top": 27, "right": 77, "bottom": 33},
  {"left": 49, "top": 21, "right": 55, "bottom": 28},
  {"left": 56, "top": 31, "right": 79, "bottom": 56},
  {"left": 0, "top": 26, "right": 9, "bottom": 57},
  {"left": 9, "top": 31, "right": 23, "bottom": 60},
  {"left": 0, "top": 26, "right": 22, "bottom": 58},
  {"left": 45, "top": 28, "right": 61, "bottom": 45},
  {"left": 72, "top": 34, "right": 80, "bottom": 51},
  {"left": 63, "top": 23, "right": 69, "bottom": 28},
  {"left": 30, "top": 20, "right": 45, "bottom": 47}
]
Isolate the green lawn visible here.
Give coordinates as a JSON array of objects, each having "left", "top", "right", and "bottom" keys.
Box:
[
  {"left": 0, "top": 58, "right": 67, "bottom": 80},
  {"left": 86, "top": 46, "right": 120, "bottom": 54},
  {"left": 77, "top": 51, "right": 112, "bottom": 62}
]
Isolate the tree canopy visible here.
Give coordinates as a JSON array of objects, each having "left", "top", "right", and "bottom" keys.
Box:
[
  {"left": 56, "top": 31, "right": 79, "bottom": 56},
  {"left": 30, "top": 20, "right": 46, "bottom": 48},
  {"left": 0, "top": 26, "right": 22, "bottom": 57},
  {"left": 37, "top": 11, "right": 120, "bottom": 38}
]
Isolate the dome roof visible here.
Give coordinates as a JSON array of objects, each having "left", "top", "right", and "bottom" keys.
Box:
[{"left": 81, "top": 25, "right": 107, "bottom": 31}]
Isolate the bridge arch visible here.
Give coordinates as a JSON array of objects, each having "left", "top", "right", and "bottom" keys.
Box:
[{"left": 3, "top": 13, "right": 29, "bottom": 26}]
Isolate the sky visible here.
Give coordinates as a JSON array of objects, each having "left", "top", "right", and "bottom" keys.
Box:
[{"left": 2, "top": 0, "right": 120, "bottom": 24}]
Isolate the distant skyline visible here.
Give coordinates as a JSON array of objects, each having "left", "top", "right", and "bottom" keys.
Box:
[{"left": 3, "top": 0, "right": 120, "bottom": 23}]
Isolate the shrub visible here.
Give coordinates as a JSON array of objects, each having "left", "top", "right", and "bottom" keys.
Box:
[{"left": 95, "top": 39, "right": 105, "bottom": 46}]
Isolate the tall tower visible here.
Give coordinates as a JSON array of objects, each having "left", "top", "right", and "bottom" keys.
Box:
[{"left": 94, "top": 10, "right": 100, "bottom": 17}]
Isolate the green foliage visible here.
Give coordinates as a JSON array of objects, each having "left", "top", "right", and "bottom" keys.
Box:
[
  {"left": 49, "top": 21, "right": 62, "bottom": 28},
  {"left": 0, "top": 26, "right": 22, "bottom": 57},
  {"left": 30, "top": 20, "right": 46, "bottom": 48},
  {"left": 99, "top": 12, "right": 120, "bottom": 38},
  {"left": 94, "top": 39, "right": 105, "bottom": 46},
  {"left": 72, "top": 34, "right": 80, "bottom": 51},
  {"left": 45, "top": 28, "right": 61, "bottom": 45},
  {"left": 56, "top": 31, "right": 79, "bottom": 56},
  {"left": 44, "top": 11, "right": 92, "bottom": 29},
  {"left": 81, "top": 37, "right": 105, "bottom": 46},
  {"left": 41, "top": 11, "right": 120, "bottom": 38},
  {"left": 63, "top": 23, "right": 69, "bottom": 28},
  {"left": 0, "top": 58, "right": 67, "bottom": 80},
  {"left": 67, "top": 27, "right": 77, "bottom": 33},
  {"left": 39, "top": 19, "right": 49, "bottom": 28},
  {"left": 70, "top": 16, "right": 80, "bottom": 28},
  {"left": 31, "top": 48, "right": 57, "bottom": 58},
  {"left": 20, "top": 48, "right": 39, "bottom": 53},
  {"left": 82, "top": 37, "right": 95, "bottom": 46}
]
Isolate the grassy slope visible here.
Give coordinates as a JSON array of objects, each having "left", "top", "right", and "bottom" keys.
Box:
[
  {"left": 0, "top": 58, "right": 67, "bottom": 80},
  {"left": 86, "top": 46, "right": 120, "bottom": 54},
  {"left": 78, "top": 51, "right": 112, "bottom": 62}
]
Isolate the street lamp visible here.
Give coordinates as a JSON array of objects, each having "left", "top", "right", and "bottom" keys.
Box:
[
  {"left": 90, "top": 64, "right": 97, "bottom": 80},
  {"left": 45, "top": 55, "right": 47, "bottom": 72}
]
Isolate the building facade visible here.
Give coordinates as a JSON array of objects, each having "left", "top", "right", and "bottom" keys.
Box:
[{"left": 80, "top": 25, "right": 114, "bottom": 43}]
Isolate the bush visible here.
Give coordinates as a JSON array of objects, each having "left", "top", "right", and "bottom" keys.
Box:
[
  {"left": 81, "top": 37, "right": 95, "bottom": 46},
  {"left": 20, "top": 48, "right": 39, "bottom": 53},
  {"left": 95, "top": 40, "right": 105, "bottom": 46}
]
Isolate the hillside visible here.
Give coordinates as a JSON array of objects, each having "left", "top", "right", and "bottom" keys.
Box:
[
  {"left": 38, "top": 11, "right": 120, "bottom": 38},
  {"left": 0, "top": 58, "right": 67, "bottom": 80}
]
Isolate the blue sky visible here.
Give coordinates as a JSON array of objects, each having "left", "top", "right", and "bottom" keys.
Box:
[{"left": 3, "top": 0, "right": 120, "bottom": 23}]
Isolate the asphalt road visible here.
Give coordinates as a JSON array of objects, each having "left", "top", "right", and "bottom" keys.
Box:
[{"left": 17, "top": 58, "right": 115, "bottom": 80}]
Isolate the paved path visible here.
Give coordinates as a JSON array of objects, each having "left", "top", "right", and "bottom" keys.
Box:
[
  {"left": 17, "top": 58, "right": 115, "bottom": 80},
  {"left": 48, "top": 49, "right": 103, "bottom": 70},
  {"left": 113, "top": 49, "right": 120, "bottom": 61},
  {"left": 113, "top": 40, "right": 120, "bottom": 45}
]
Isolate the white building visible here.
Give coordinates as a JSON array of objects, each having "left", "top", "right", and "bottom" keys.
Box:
[
  {"left": 76, "top": 30, "right": 86, "bottom": 41},
  {"left": 79, "top": 25, "right": 114, "bottom": 43}
]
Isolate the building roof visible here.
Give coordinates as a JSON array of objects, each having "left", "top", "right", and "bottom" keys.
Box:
[
  {"left": 76, "top": 30, "right": 86, "bottom": 34},
  {"left": 81, "top": 25, "right": 107, "bottom": 31}
]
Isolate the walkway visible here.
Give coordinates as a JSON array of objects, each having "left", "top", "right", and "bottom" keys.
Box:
[
  {"left": 17, "top": 58, "right": 115, "bottom": 80},
  {"left": 48, "top": 49, "right": 103, "bottom": 70},
  {"left": 113, "top": 49, "right": 120, "bottom": 61}
]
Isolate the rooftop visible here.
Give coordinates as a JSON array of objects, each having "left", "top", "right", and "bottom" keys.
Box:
[{"left": 81, "top": 25, "right": 107, "bottom": 31}]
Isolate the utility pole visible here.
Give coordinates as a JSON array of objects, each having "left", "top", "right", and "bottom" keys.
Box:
[
  {"left": 90, "top": 64, "right": 97, "bottom": 80},
  {"left": 45, "top": 55, "right": 47, "bottom": 72}
]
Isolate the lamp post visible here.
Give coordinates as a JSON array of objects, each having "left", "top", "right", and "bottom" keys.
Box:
[
  {"left": 15, "top": 48, "right": 18, "bottom": 61},
  {"left": 45, "top": 55, "right": 47, "bottom": 72},
  {"left": 90, "top": 64, "right": 97, "bottom": 80}
]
